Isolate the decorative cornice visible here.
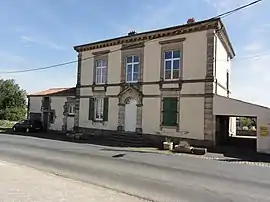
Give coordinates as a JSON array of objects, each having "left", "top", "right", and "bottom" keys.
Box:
[
  {"left": 216, "top": 21, "right": 235, "bottom": 59},
  {"left": 73, "top": 18, "right": 221, "bottom": 52}
]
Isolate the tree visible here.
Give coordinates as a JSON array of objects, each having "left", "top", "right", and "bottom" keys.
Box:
[
  {"left": 240, "top": 117, "right": 257, "bottom": 130},
  {"left": 0, "top": 79, "right": 27, "bottom": 121}
]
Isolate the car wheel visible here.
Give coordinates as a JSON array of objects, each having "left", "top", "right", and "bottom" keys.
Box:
[
  {"left": 12, "top": 127, "right": 16, "bottom": 132},
  {"left": 26, "top": 128, "right": 30, "bottom": 133}
]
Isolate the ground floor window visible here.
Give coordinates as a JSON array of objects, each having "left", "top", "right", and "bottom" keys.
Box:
[
  {"left": 68, "top": 104, "right": 75, "bottom": 115},
  {"left": 49, "top": 111, "right": 55, "bottom": 124},
  {"left": 162, "top": 97, "right": 178, "bottom": 126},
  {"left": 88, "top": 97, "right": 109, "bottom": 122}
]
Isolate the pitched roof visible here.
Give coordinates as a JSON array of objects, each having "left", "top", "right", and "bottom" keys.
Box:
[{"left": 28, "top": 87, "right": 76, "bottom": 97}]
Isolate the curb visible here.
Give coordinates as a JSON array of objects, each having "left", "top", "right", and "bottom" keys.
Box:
[{"left": 128, "top": 148, "right": 270, "bottom": 167}]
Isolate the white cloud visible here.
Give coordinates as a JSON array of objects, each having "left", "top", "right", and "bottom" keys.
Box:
[{"left": 20, "top": 35, "right": 67, "bottom": 51}]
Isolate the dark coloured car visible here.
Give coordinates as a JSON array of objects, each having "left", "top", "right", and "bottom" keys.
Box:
[{"left": 12, "top": 120, "right": 43, "bottom": 133}]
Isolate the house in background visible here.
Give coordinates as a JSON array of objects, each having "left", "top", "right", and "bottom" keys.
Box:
[{"left": 27, "top": 88, "right": 76, "bottom": 132}]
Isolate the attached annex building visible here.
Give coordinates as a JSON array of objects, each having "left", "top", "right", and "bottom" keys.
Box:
[{"left": 28, "top": 18, "right": 270, "bottom": 154}]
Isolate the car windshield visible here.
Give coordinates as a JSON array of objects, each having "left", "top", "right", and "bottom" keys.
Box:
[{"left": 19, "top": 120, "right": 30, "bottom": 124}]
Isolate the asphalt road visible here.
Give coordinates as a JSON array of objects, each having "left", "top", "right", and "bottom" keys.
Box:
[{"left": 0, "top": 133, "right": 269, "bottom": 202}]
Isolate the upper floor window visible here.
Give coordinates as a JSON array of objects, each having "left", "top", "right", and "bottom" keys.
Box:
[
  {"left": 164, "top": 50, "right": 180, "bottom": 80},
  {"left": 126, "top": 55, "right": 139, "bottom": 83},
  {"left": 95, "top": 59, "right": 107, "bottom": 84}
]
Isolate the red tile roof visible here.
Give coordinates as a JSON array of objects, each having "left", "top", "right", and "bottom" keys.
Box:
[{"left": 28, "top": 87, "right": 76, "bottom": 97}]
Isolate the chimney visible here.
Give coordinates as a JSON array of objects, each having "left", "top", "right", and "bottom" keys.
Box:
[
  {"left": 128, "top": 30, "right": 137, "bottom": 36},
  {"left": 187, "top": 18, "right": 195, "bottom": 24}
]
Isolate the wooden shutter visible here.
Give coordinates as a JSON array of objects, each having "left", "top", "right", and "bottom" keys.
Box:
[
  {"left": 88, "top": 97, "right": 95, "bottom": 120},
  {"left": 103, "top": 97, "right": 109, "bottom": 121},
  {"left": 163, "top": 97, "right": 177, "bottom": 126}
]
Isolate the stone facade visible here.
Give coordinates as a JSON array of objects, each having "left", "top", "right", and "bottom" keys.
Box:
[{"left": 204, "top": 31, "right": 215, "bottom": 145}]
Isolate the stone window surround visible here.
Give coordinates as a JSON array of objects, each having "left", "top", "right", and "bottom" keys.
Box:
[
  {"left": 160, "top": 90, "right": 180, "bottom": 131},
  {"left": 121, "top": 45, "right": 144, "bottom": 83},
  {"left": 90, "top": 91, "right": 108, "bottom": 125},
  {"left": 159, "top": 38, "right": 185, "bottom": 81},
  {"left": 92, "top": 50, "right": 110, "bottom": 85}
]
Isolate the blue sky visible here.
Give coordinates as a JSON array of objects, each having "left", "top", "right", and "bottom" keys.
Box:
[{"left": 0, "top": 0, "right": 270, "bottom": 106}]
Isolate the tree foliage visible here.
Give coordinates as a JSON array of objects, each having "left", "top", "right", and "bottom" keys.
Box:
[
  {"left": 240, "top": 117, "right": 256, "bottom": 129},
  {"left": 0, "top": 79, "right": 27, "bottom": 121}
]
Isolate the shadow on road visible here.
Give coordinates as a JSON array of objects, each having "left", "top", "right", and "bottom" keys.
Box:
[
  {"left": 208, "top": 146, "right": 270, "bottom": 164},
  {"left": 0, "top": 128, "right": 151, "bottom": 148},
  {"left": 1, "top": 128, "right": 270, "bottom": 163}
]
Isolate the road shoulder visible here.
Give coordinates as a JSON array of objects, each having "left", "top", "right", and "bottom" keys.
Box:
[{"left": 0, "top": 160, "right": 145, "bottom": 202}]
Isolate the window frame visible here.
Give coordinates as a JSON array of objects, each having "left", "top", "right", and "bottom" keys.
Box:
[
  {"left": 162, "top": 97, "right": 178, "bottom": 127},
  {"left": 95, "top": 58, "right": 107, "bottom": 84},
  {"left": 125, "top": 55, "right": 140, "bottom": 83},
  {"left": 159, "top": 39, "right": 184, "bottom": 81},
  {"left": 163, "top": 49, "right": 181, "bottom": 81},
  {"left": 94, "top": 98, "right": 104, "bottom": 121},
  {"left": 68, "top": 104, "right": 75, "bottom": 115}
]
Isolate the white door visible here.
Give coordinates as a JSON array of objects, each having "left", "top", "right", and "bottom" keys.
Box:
[{"left": 124, "top": 99, "right": 137, "bottom": 132}]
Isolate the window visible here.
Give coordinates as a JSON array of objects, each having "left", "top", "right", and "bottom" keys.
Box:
[
  {"left": 94, "top": 98, "right": 104, "bottom": 121},
  {"left": 126, "top": 55, "right": 139, "bottom": 82},
  {"left": 164, "top": 50, "right": 180, "bottom": 80},
  {"left": 88, "top": 97, "right": 109, "bottom": 122},
  {"left": 95, "top": 59, "right": 107, "bottom": 84},
  {"left": 226, "top": 70, "right": 229, "bottom": 90},
  {"left": 162, "top": 97, "right": 178, "bottom": 126},
  {"left": 68, "top": 104, "right": 75, "bottom": 115},
  {"left": 49, "top": 111, "right": 55, "bottom": 124}
]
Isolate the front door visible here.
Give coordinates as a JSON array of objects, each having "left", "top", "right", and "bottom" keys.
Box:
[{"left": 124, "top": 99, "right": 137, "bottom": 132}]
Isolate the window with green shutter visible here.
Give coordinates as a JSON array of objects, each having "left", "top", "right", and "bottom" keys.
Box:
[
  {"left": 88, "top": 97, "right": 94, "bottom": 120},
  {"left": 103, "top": 97, "right": 109, "bottom": 121},
  {"left": 162, "top": 97, "right": 178, "bottom": 126},
  {"left": 89, "top": 97, "right": 109, "bottom": 122}
]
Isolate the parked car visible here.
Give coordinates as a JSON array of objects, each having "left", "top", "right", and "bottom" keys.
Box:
[{"left": 12, "top": 120, "right": 43, "bottom": 133}]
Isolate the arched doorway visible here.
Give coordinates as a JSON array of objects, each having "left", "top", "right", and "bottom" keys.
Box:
[{"left": 124, "top": 97, "right": 137, "bottom": 132}]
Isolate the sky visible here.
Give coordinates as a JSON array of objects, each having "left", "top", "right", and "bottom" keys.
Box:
[{"left": 0, "top": 0, "right": 269, "bottom": 106}]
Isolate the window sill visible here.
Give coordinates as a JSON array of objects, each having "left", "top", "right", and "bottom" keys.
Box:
[
  {"left": 163, "top": 79, "right": 179, "bottom": 81},
  {"left": 126, "top": 81, "right": 139, "bottom": 84},
  {"left": 67, "top": 113, "right": 75, "bottom": 117}
]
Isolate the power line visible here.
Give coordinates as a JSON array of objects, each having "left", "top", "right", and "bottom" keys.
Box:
[
  {"left": 0, "top": 0, "right": 263, "bottom": 74},
  {"left": 212, "top": 0, "right": 263, "bottom": 19}
]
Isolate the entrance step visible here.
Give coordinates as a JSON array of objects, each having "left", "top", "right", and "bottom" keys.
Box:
[{"left": 102, "top": 132, "right": 149, "bottom": 147}]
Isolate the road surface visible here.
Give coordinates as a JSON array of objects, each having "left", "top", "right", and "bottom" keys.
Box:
[{"left": 0, "top": 133, "right": 269, "bottom": 202}]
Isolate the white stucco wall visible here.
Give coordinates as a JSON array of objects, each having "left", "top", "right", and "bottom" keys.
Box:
[
  {"left": 29, "top": 97, "right": 42, "bottom": 113},
  {"left": 215, "top": 35, "right": 231, "bottom": 96},
  {"left": 144, "top": 31, "right": 208, "bottom": 82},
  {"left": 79, "top": 97, "right": 118, "bottom": 130},
  {"left": 142, "top": 97, "right": 205, "bottom": 140},
  {"left": 179, "top": 97, "right": 205, "bottom": 140}
]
